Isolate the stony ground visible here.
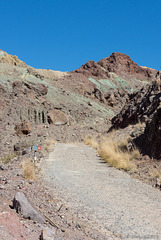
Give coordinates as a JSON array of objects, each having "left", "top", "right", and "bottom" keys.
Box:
[
  {"left": 41, "top": 143, "right": 161, "bottom": 240},
  {"left": 0, "top": 151, "right": 119, "bottom": 239}
]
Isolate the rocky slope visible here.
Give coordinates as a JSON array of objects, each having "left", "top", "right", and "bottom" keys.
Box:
[
  {"left": 0, "top": 50, "right": 157, "bottom": 158},
  {"left": 111, "top": 72, "right": 161, "bottom": 159},
  {"left": 0, "top": 50, "right": 160, "bottom": 239},
  {"left": 73, "top": 52, "right": 157, "bottom": 109}
]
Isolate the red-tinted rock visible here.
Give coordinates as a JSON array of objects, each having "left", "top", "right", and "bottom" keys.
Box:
[
  {"left": 73, "top": 52, "right": 157, "bottom": 80},
  {"left": 0, "top": 211, "right": 26, "bottom": 240},
  {"left": 47, "top": 110, "right": 68, "bottom": 125}
]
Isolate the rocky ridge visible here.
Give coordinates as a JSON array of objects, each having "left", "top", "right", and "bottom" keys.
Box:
[
  {"left": 74, "top": 52, "right": 156, "bottom": 80},
  {"left": 111, "top": 72, "right": 161, "bottom": 159}
]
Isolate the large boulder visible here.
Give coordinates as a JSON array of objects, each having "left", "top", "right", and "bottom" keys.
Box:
[
  {"left": 15, "top": 121, "right": 32, "bottom": 135},
  {"left": 13, "top": 192, "right": 45, "bottom": 223},
  {"left": 47, "top": 109, "right": 68, "bottom": 125}
]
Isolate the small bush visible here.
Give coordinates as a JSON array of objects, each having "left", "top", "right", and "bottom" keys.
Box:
[
  {"left": 21, "top": 159, "right": 36, "bottom": 180},
  {"left": 0, "top": 152, "right": 16, "bottom": 164}
]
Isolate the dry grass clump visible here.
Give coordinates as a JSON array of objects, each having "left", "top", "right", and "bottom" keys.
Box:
[
  {"left": 150, "top": 168, "right": 161, "bottom": 180},
  {"left": 0, "top": 152, "right": 16, "bottom": 164},
  {"left": 99, "top": 139, "right": 136, "bottom": 170},
  {"left": 84, "top": 135, "right": 99, "bottom": 150},
  {"left": 44, "top": 139, "right": 57, "bottom": 152},
  {"left": 21, "top": 159, "right": 36, "bottom": 180},
  {"left": 84, "top": 133, "right": 140, "bottom": 171}
]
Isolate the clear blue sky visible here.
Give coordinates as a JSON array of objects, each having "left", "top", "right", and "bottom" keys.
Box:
[{"left": 0, "top": 0, "right": 160, "bottom": 71}]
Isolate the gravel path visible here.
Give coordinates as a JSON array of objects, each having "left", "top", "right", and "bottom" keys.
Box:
[{"left": 41, "top": 143, "right": 161, "bottom": 240}]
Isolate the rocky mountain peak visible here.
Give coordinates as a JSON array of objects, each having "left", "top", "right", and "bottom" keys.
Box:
[{"left": 73, "top": 52, "right": 157, "bottom": 80}]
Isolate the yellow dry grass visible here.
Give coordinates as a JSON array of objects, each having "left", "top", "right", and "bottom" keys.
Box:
[
  {"left": 84, "top": 133, "right": 140, "bottom": 171},
  {"left": 84, "top": 136, "right": 99, "bottom": 150},
  {"left": 21, "top": 159, "right": 36, "bottom": 180},
  {"left": 99, "top": 139, "right": 136, "bottom": 170},
  {"left": 0, "top": 152, "right": 16, "bottom": 164}
]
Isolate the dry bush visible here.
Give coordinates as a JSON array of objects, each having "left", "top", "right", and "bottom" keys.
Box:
[
  {"left": 0, "top": 152, "right": 16, "bottom": 164},
  {"left": 84, "top": 135, "right": 99, "bottom": 150},
  {"left": 99, "top": 139, "right": 135, "bottom": 170},
  {"left": 130, "top": 148, "right": 140, "bottom": 160},
  {"left": 44, "top": 139, "right": 56, "bottom": 152},
  {"left": 21, "top": 159, "right": 36, "bottom": 180}
]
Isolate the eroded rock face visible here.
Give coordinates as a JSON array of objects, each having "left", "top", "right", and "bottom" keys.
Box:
[
  {"left": 110, "top": 74, "right": 161, "bottom": 159},
  {"left": 12, "top": 81, "right": 48, "bottom": 97},
  {"left": 135, "top": 107, "right": 161, "bottom": 159},
  {"left": 111, "top": 80, "right": 161, "bottom": 129},
  {"left": 47, "top": 109, "right": 68, "bottom": 125},
  {"left": 15, "top": 121, "right": 32, "bottom": 135}
]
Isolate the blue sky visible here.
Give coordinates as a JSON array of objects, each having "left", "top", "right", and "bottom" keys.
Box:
[{"left": 0, "top": 0, "right": 160, "bottom": 71}]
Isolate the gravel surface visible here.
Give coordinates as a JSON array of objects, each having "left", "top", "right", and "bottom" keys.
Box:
[{"left": 41, "top": 143, "right": 161, "bottom": 240}]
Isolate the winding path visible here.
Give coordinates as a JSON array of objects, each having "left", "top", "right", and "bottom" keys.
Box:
[{"left": 41, "top": 143, "right": 161, "bottom": 240}]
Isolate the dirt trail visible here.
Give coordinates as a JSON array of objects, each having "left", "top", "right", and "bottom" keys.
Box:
[{"left": 41, "top": 143, "right": 161, "bottom": 240}]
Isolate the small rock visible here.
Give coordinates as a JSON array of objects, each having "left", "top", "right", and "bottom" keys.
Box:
[
  {"left": 0, "top": 164, "right": 5, "bottom": 170},
  {"left": 22, "top": 147, "right": 32, "bottom": 155},
  {"left": 13, "top": 192, "right": 45, "bottom": 223},
  {"left": 40, "top": 227, "right": 56, "bottom": 240},
  {"left": 0, "top": 185, "right": 5, "bottom": 189},
  {"left": 88, "top": 101, "right": 93, "bottom": 106}
]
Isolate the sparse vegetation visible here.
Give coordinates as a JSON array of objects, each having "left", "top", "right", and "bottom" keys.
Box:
[
  {"left": 0, "top": 152, "right": 16, "bottom": 164},
  {"left": 84, "top": 133, "right": 140, "bottom": 171},
  {"left": 84, "top": 135, "right": 99, "bottom": 150},
  {"left": 21, "top": 159, "right": 36, "bottom": 180},
  {"left": 99, "top": 139, "right": 137, "bottom": 170},
  {"left": 44, "top": 139, "right": 56, "bottom": 152}
]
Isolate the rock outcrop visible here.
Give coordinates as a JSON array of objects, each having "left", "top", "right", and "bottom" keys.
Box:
[
  {"left": 110, "top": 72, "right": 161, "bottom": 159},
  {"left": 111, "top": 79, "right": 161, "bottom": 129},
  {"left": 74, "top": 52, "right": 157, "bottom": 80},
  {"left": 134, "top": 107, "right": 161, "bottom": 159},
  {"left": 0, "top": 50, "right": 26, "bottom": 67}
]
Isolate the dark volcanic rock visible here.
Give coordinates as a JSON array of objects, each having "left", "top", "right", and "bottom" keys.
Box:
[
  {"left": 111, "top": 80, "right": 161, "bottom": 129},
  {"left": 135, "top": 107, "right": 161, "bottom": 159},
  {"left": 110, "top": 72, "right": 161, "bottom": 159}
]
